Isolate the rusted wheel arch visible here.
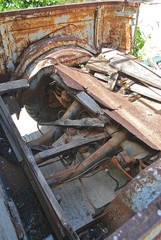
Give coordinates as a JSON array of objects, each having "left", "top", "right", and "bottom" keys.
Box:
[
  {"left": 13, "top": 35, "right": 96, "bottom": 80},
  {"left": 16, "top": 44, "right": 94, "bottom": 122}
]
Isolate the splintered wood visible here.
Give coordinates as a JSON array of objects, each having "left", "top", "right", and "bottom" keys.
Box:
[{"left": 85, "top": 48, "right": 161, "bottom": 102}]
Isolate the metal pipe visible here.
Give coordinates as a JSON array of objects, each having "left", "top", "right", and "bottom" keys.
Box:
[
  {"left": 120, "top": 140, "right": 150, "bottom": 160},
  {"left": 46, "top": 128, "right": 130, "bottom": 188},
  {"left": 29, "top": 100, "right": 82, "bottom": 146}
]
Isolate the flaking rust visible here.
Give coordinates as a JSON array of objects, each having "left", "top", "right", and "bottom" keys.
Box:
[
  {"left": 1, "top": 2, "right": 161, "bottom": 240},
  {"left": 0, "top": 1, "right": 139, "bottom": 77}
]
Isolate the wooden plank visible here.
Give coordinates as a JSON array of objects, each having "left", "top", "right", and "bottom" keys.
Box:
[
  {"left": 86, "top": 57, "right": 117, "bottom": 75},
  {"left": 129, "top": 83, "right": 161, "bottom": 102},
  {"left": 0, "top": 79, "right": 29, "bottom": 94},
  {"left": 101, "top": 48, "right": 119, "bottom": 61},
  {"left": 35, "top": 132, "right": 106, "bottom": 164},
  {"left": 39, "top": 118, "right": 105, "bottom": 128},
  {"left": 0, "top": 96, "right": 78, "bottom": 240},
  {"left": 76, "top": 91, "right": 104, "bottom": 115},
  {"left": 3, "top": 95, "right": 21, "bottom": 115},
  {"left": 110, "top": 55, "right": 161, "bottom": 89},
  {"left": 51, "top": 74, "right": 109, "bottom": 122},
  {"left": 94, "top": 72, "right": 110, "bottom": 82}
]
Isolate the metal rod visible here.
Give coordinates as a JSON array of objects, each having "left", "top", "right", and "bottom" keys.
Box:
[{"left": 46, "top": 128, "right": 129, "bottom": 188}]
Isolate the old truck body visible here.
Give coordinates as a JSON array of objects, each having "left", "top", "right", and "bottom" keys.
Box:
[{"left": 0, "top": 1, "right": 161, "bottom": 240}]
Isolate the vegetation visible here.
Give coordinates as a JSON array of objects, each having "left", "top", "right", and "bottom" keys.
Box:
[
  {"left": 132, "top": 27, "right": 147, "bottom": 59},
  {"left": 0, "top": 0, "right": 74, "bottom": 11}
]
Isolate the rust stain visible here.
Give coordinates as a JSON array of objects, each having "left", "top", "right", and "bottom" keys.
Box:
[
  {"left": 0, "top": 2, "right": 140, "bottom": 18},
  {"left": 13, "top": 35, "right": 96, "bottom": 79},
  {"left": 54, "top": 63, "right": 161, "bottom": 150},
  {"left": 102, "top": 197, "right": 135, "bottom": 235},
  {"left": 106, "top": 192, "right": 161, "bottom": 240},
  {"left": 18, "top": 48, "right": 92, "bottom": 105},
  {"left": 0, "top": 1, "right": 139, "bottom": 77}
]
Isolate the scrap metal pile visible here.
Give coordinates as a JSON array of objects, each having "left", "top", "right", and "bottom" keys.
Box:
[
  {"left": 14, "top": 47, "right": 161, "bottom": 190},
  {"left": 1, "top": 2, "right": 161, "bottom": 239}
]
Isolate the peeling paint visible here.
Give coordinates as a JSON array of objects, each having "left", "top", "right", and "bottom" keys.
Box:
[{"left": 0, "top": 2, "right": 138, "bottom": 77}]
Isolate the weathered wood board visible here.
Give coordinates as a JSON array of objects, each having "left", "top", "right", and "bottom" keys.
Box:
[
  {"left": 39, "top": 118, "right": 104, "bottom": 128},
  {"left": 0, "top": 79, "right": 29, "bottom": 94},
  {"left": 35, "top": 132, "right": 106, "bottom": 164},
  {"left": 110, "top": 55, "right": 161, "bottom": 89},
  {"left": 86, "top": 57, "right": 117, "bottom": 75}
]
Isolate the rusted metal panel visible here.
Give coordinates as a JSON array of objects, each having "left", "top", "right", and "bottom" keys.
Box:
[
  {"left": 77, "top": 156, "right": 161, "bottom": 238},
  {"left": 13, "top": 36, "right": 96, "bottom": 79},
  {"left": 23, "top": 47, "right": 93, "bottom": 80},
  {"left": 106, "top": 192, "right": 161, "bottom": 240},
  {"left": 102, "top": 197, "right": 135, "bottom": 235},
  {"left": 54, "top": 63, "right": 161, "bottom": 150},
  {"left": 17, "top": 48, "right": 92, "bottom": 106},
  {"left": 0, "top": 1, "right": 139, "bottom": 78},
  {"left": 120, "top": 157, "right": 161, "bottom": 213}
]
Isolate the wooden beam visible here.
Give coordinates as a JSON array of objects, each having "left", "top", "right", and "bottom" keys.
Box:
[
  {"left": 86, "top": 57, "right": 117, "bottom": 75},
  {"left": 0, "top": 79, "right": 29, "bottom": 94},
  {"left": 110, "top": 55, "right": 161, "bottom": 89},
  {"left": 129, "top": 83, "right": 161, "bottom": 102},
  {"left": 35, "top": 132, "right": 106, "bottom": 164},
  {"left": 94, "top": 72, "right": 110, "bottom": 83},
  {"left": 0, "top": 96, "right": 78, "bottom": 240},
  {"left": 39, "top": 118, "right": 105, "bottom": 128},
  {"left": 51, "top": 73, "right": 109, "bottom": 123}
]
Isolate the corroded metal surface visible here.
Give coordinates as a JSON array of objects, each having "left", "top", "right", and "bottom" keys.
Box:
[
  {"left": 54, "top": 63, "right": 161, "bottom": 150},
  {"left": 106, "top": 192, "right": 161, "bottom": 240},
  {"left": 46, "top": 128, "right": 129, "bottom": 187},
  {"left": 18, "top": 48, "right": 93, "bottom": 105},
  {"left": 102, "top": 197, "right": 135, "bottom": 236},
  {"left": 79, "top": 156, "right": 161, "bottom": 238},
  {"left": 0, "top": 1, "right": 139, "bottom": 79},
  {"left": 13, "top": 36, "right": 96, "bottom": 79},
  {"left": 23, "top": 47, "right": 93, "bottom": 80},
  {"left": 120, "top": 157, "right": 161, "bottom": 213}
]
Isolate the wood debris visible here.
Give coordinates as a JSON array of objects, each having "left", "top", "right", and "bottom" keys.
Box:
[
  {"left": 85, "top": 48, "right": 161, "bottom": 102},
  {"left": 39, "top": 118, "right": 105, "bottom": 128},
  {"left": 35, "top": 132, "right": 106, "bottom": 164}
]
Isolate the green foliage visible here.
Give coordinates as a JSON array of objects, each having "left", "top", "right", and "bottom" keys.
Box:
[
  {"left": 132, "top": 27, "right": 146, "bottom": 60},
  {"left": 0, "top": 0, "right": 73, "bottom": 11}
]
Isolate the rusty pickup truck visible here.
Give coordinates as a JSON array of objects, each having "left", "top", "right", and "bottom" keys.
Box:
[{"left": 0, "top": 1, "right": 161, "bottom": 240}]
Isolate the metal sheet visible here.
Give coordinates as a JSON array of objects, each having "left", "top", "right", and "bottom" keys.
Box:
[
  {"left": 54, "top": 63, "right": 161, "bottom": 150},
  {"left": 106, "top": 192, "right": 161, "bottom": 240},
  {"left": 75, "top": 156, "right": 161, "bottom": 237},
  {"left": 13, "top": 36, "right": 96, "bottom": 79},
  {"left": 18, "top": 48, "right": 93, "bottom": 105},
  {"left": 0, "top": 1, "right": 139, "bottom": 77}
]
